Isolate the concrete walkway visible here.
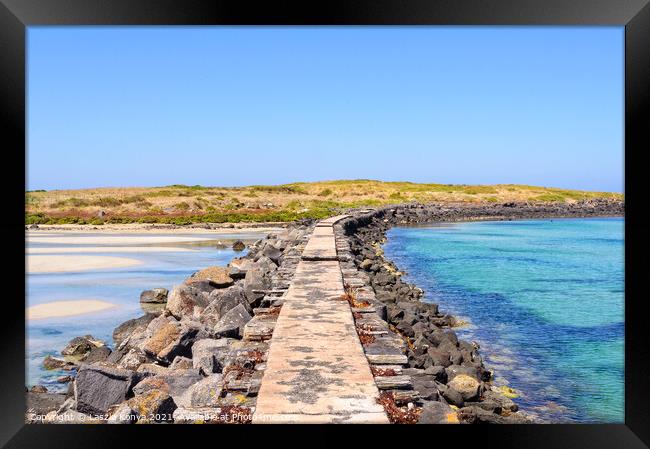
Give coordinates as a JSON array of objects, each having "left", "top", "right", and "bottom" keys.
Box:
[{"left": 253, "top": 216, "right": 388, "bottom": 424}]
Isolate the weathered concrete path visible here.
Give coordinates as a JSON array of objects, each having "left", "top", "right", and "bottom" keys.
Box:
[{"left": 253, "top": 216, "right": 388, "bottom": 423}]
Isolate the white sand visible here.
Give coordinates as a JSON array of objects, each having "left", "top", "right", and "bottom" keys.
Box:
[
  {"left": 26, "top": 235, "right": 216, "bottom": 245},
  {"left": 26, "top": 246, "right": 196, "bottom": 254},
  {"left": 27, "top": 255, "right": 143, "bottom": 273},
  {"left": 28, "top": 224, "right": 282, "bottom": 233},
  {"left": 27, "top": 300, "right": 117, "bottom": 320}
]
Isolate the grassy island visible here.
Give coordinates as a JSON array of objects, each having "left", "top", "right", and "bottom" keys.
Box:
[{"left": 25, "top": 180, "right": 623, "bottom": 225}]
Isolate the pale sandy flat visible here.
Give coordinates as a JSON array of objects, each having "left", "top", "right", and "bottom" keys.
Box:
[
  {"left": 27, "top": 255, "right": 143, "bottom": 273},
  {"left": 26, "top": 246, "right": 196, "bottom": 254},
  {"left": 26, "top": 235, "right": 216, "bottom": 245},
  {"left": 28, "top": 223, "right": 283, "bottom": 234},
  {"left": 27, "top": 300, "right": 117, "bottom": 320}
]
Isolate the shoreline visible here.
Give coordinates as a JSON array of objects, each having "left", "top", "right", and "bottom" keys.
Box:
[{"left": 26, "top": 222, "right": 286, "bottom": 234}]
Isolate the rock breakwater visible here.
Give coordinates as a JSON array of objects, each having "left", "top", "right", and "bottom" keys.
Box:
[
  {"left": 26, "top": 199, "right": 623, "bottom": 424},
  {"left": 27, "top": 221, "right": 313, "bottom": 424}
]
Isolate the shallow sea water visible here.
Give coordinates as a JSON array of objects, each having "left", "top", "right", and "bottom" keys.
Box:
[
  {"left": 26, "top": 232, "right": 264, "bottom": 390},
  {"left": 383, "top": 218, "right": 624, "bottom": 423}
]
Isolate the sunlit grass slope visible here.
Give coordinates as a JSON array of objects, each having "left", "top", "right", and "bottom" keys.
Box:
[{"left": 26, "top": 180, "right": 623, "bottom": 225}]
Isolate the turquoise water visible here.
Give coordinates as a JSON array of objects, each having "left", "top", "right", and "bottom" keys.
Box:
[
  {"left": 384, "top": 218, "right": 624, "bottom": 423},
  {"left": 26, "top": 232, "right": 263, "bottom": 391}
]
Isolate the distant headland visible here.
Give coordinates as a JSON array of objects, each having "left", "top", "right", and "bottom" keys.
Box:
[{"left": 25, "top": 180, "right": 623, "bottom": 226}]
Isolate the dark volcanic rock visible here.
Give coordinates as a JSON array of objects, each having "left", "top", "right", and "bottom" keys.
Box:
[
  {"left": 418, "top": 401, "right": 458, "bottom": 424},
  {"left": 74, "top": 365, "right": 143, "bottom": 415},
  {"left": 84, "top": 345, "right": 112, "bottom": 364}
]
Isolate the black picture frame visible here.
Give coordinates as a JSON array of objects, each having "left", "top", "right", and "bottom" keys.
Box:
[{"left": 2, "top": 0, "right": 647, "bottom": 447}]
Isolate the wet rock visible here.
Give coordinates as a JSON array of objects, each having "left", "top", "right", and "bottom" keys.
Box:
[
  {"left": 43, "top": 355, "right": 76, "bottom": 371},
  {"left": 213, "top": 304, "right": 252, "bottom": 338},
  {"left": 30, "top": 385, "right": 48, "bottom": 393},
  {"left": 232, "top": 240, "right": 246, "bottom": 251},
  {"left": 74, "top": 365, "right": 143, "bottom": 415},
  {"left": 140, "top": 288, "right": 169, "bottom": 304},
  {"left": 166, "top": 284, "right": 211, "bottom": 320},
  {"left": 56, "top": 375, "right": 74, "bottom": 384},
  {"left": 483, "top": 389, "right": 519, "bottom": 412},
  {"left": 61, "top": 335, "right": 104, "bottom": 358},
  {"left": 466, "top": 400, "right": 502, "bottom": 414},
  {"left": 457, "top": 405, "right": 529, "bottom": 424},
  {"left": 447, "top": 374, "right": 481, "bottom": 401}
]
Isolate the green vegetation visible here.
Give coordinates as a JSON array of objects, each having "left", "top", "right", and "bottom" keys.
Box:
[
  {"left": 174, "top": 201, "right": 191, "bottom": 211},
  {"left": 25, "top": 180, "right": 622, "bottom": 225},
  {"left": 250, "top": 184, "right": 308, "bottom": 195},
  {"left": 533, "top": 194, "right": 568, "bottom": 202}
]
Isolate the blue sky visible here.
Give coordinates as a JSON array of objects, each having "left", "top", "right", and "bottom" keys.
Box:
[{"left": 27, "top": 27, "right": 624, "bottom": 192}]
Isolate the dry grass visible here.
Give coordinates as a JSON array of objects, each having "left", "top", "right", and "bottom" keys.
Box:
[{"left": 25, "top": 180, "right": 623, "bottom": 224}]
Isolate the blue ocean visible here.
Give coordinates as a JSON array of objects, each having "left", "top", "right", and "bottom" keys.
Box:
[{"left": 383, "top": 217, "right": 624, "bottom": 423}]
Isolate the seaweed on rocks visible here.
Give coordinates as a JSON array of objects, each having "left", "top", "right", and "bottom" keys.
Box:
[{"left": 376, "top": 391, "right": 421, "bottom": 424}]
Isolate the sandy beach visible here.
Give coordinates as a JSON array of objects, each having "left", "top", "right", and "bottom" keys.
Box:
[
  {"left": 27, "top": 235, "right": 217, "bottom": 245},
  {"left": 27, "top": 255, "right": 144, "bottom": 273},
  {"left": 27, "top": 299, "right": 117, "bottom": 320},
  {"left": 26, "top": 246, "right": 198, "bottom": 254},
  {"left": 28, "top": 223, "right": 283, "bottom": 234}
]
